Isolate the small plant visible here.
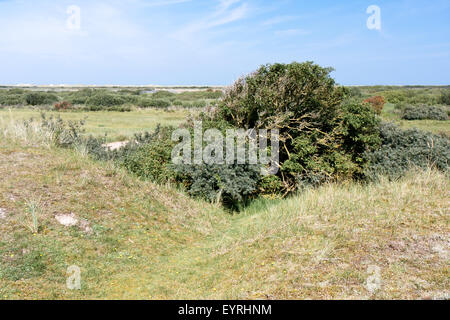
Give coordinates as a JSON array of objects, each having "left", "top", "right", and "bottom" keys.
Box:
[
  {"left": 23, "top": 197, "right": 42, "bottom": 234},
  {"left": 363, "top": 96, "right": 386, "bottom": 114}
]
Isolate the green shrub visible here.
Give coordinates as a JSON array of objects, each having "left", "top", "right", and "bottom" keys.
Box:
[
  {"left": 439, "top": 91, "right": 450, "bottom": 105},
  {"left": 152, "top": 90, "right": 176, "bottom": 100},
  {"left": 189, "top": 100, "right": 207, "bottom": 108},
  {"left": 67, "top": 89, "right": 96, "bottom": 105},
  {"left": 85, "top": 93, "right": 126, "bottom": 107},
  {"left": 0, "top": 94, "right": 26, "bottom": 106},
  {"left": 401, "top": 105, "right": 448, "bottom": 120},
  {"left": 25, "top": 92, "right": 59, "bottom": 106},
  {"left": 83, "top": 105, "right": 131, "bottom": 112},
  {"left": 138, "top": 98, "right": 170, "bottom": 109},
  {"left": 215, "top": 61, "right": 380, "bottom": 192},
  {"left": 365, "top": 122, "right": 450, "bottom": 180},
  {"left": 114, "top": 127, "right": 177, "bottom": 184},
  {"left": 175, "top": 163, "right": 260, "bottom": 208}
]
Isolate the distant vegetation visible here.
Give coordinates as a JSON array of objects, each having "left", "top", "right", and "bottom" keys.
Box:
[
  {"left": 0, "top": 87, "right": 224, "bottom": 111},
  {"left": 0, "top": 63, "right": 448, "bottom": 300},
  {"left": 3, "top": 62, "right": 448, "bottom": 210}
]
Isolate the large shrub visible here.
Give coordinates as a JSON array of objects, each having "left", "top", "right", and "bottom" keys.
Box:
[
  {"left": 401, "top": 105, "right": 448, "bottom": 120},
  {"left": 25, "top": 92, "right": 58, "bottom": 106},
  {"left": 85, "top": 93, "right": 126, "bottom": 107},
  {"left": 67, "top": 89, "right": 96, "bottom": 105},
  {"left": 365, "top": 122, "right": 450, "bottom": 180},
  {"left": 215, "top": 61, "right": 381, "bottom": 192},
  {"left": 0, "top": 93, "right": 26, "bottom": 106}
]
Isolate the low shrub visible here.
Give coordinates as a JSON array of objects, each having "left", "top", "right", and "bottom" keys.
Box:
[
  {"left": 438, "top": 90, "right": 450, "bottom": 105},
  {"left": 138, "top": 98, "right": 170, "bottom": 109},
  {"left": 83, "top": 105, "right": 131, "bottom": 112},
  {"left": 54, "top": 101, "right": 73, "bottom": 111},
  {"left": 67, "top": 89, "right": 96, "bottom": 105},
  {"left": 85, "top": 93, "right": 126, "bottom": 107},
  {"left": 363, "top": 96, "right": 385, "bottom": 114},
  {"left": 365, "top": 122, "right": 450, "bottom": 180},
  {"left": 0, "top": 94, "right": 26, "bottom": 106},
  {"left": 119, "top": 128, "right": 177, "bottom": 184},
  {"left": 401, "top": 105, "right": 448, "bottom": 120},
  {"left": 25, "top": 92, "right": 59, "bottom": 106},
  {"left": 152, "top": 90, "right": 176, "bottom": 100},
  {"left": 175, "top": 163, "right": 260, "bottom": 208}
]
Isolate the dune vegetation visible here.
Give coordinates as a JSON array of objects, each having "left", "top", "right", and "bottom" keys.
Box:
[{"left": 0, "top": 62, "right": 449, "bottom": 300}]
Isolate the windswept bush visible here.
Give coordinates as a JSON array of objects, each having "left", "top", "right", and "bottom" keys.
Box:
[
  {"left": 363, "top": 96, "right": 385, "bottom": 114},
  {"left": 215, "top": 61, "right": 381, "bottom": 193},
  {"left": 401, "top": 105, "right": 448, "bottom": 120},
  {"left": 365, "top": 122, "right": 450, "bottom": 180}
]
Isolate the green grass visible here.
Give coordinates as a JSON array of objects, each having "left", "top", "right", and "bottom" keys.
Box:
[
  {"left": 0, "top": 102, "right": 449, "bottom": 300},
  {"left": 0, "top": 138, "right": 448, "bottom": 299},
  {"left": 0, "top": 108, "right": 191, "bottom": 142},
  {"left": 380, "top": 103, "right": 450, "bottom": 135}
]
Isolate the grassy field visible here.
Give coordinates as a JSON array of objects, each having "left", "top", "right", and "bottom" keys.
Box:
[
  {"left": 381, "top": 103, "right": 450, "bottom": 135},
  {"left": 0, "top": 108, "right": 191, "bottom": 142},
  {"left": 0, "top": 138, "right": 448, "bottom": 299},
  {"left": 0, "top": 97, "right": 449, "bottom": 300}
]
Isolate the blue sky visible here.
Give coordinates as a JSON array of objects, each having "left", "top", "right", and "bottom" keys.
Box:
[{"left": 0, "top": 0, "right": 449, "bottom": 85}]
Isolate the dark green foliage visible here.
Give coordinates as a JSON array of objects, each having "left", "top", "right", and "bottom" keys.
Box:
[
  {"left": 175, "top": 163, "right": 260, "bottom": 208},
  {"left": 438, "top": 90, "right": 450, "bottom": 105},
  {"left": 83, "top": 105, "right": 131, "bottom": 112},
  {"left": 401, "top": 105, "right": 448, "bottom": 120},
  {"left": 216, "top": 62, "right": 380, "bottom": 193},
  {"left": 365, "top": 122, "right": 450, "bottom": 180},
  {"left": 119, "top": 127, "right": 177, "bottom": 184},
  {"left": 151, "top": 90, "right": 176, "bottom": 100},
  {"left": 85, "top": 93, "right": 126, "bottom": 107},
  {"left": 67, "top": 88, "right": 96, "bottom": 105},
  {"left": 25, "top": 92, "right": 58, "bottom": 106},
  {"left": 138, "top": 98, "right": 170, "bottom": 109},
  {"left": 0, "top": 93, "right": 26, "bottom": 106}
]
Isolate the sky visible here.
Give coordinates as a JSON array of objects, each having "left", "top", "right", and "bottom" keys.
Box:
[{"left": 0, "top": 0, "right": 449, "bottom": 85}]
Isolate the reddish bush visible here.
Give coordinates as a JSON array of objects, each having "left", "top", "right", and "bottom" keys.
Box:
[
  {"left": 363, "top": 96, "right": 385, "bottom": 115},
  {"left": 54, "top": 101, "right": 72, "bottom": 111}
]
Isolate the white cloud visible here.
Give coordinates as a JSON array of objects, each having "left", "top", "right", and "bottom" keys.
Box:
[
  {"left": 274, "top": 29, "right": 310, "bottom": 37},
  {"left": 171, "top": 0, "right": 249, "bottom": 42}
]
